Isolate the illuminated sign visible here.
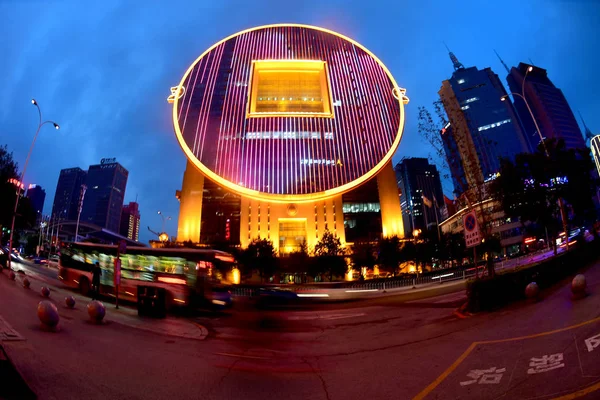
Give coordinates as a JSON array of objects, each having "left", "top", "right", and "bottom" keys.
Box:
[
  {"left": 171, "top": 24, "right": 407, "bottom": 202},
  {"left": 7, "top": 178, "right": 24, "bottom": 190}
]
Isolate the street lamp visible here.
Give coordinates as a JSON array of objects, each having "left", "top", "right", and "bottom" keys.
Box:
[
  {"left": 157, "top": 211, "right": 171, "bottom": 234},
  {"left": 7, "top": 99, "right": 59, "bottom": 268},
  {"left": 500, "top": 66, "right": 569, "bottom": 250}
]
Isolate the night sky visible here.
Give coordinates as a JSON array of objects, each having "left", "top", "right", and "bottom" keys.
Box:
[{"left": 1, "top": 0, "right": 598, "bottom": 244}]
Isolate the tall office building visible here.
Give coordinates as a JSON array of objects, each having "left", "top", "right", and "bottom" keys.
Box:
[
  {"left": 26, "top": 184, "right": 46, "bottom": 222},
  {"left": 439, "top": 51, "right": 529, "bottom": 192},
  {"left": 119, "top": 201, "right": 141, "bottom": 241},
  {"left": 395, "top": 158, "right": 444, "bottom": 236},
  {"left": 51, "top": 167, "right": 87, "bottom": 221},
  {"left": 507, "top": 63, "right": 586, "bottom": 151},
  {"left": 81, "top": 159, "right": 128, "bottom": 233}
]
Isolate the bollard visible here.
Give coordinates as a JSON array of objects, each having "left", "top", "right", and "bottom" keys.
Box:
[
  {"left": 37, "top": 300, "right": 59, "bottom": 330},
  {"left": 87, "top": 300, "right": 106, "bottom": 323},
  {"left": 571, "top": 274, "right": 587, "bottom": 299},
  {"left": 65, "top": 296, "right": 76, "bottom": 309},
  {"left": 22, "top": 278, "right": 30, "bottom": 289},
  {"left": 525, "top": 282, "right": 540, "bottom": 300},
  {"left": 41, "top": 287, "right": 51, "bottom": 298},
  {"left": 9, "top": 271, "right": 16, "bottom": 280}
]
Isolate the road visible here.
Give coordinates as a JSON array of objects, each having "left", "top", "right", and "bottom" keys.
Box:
[{"left": 1, "top": 252, "right": 600, "bottom": 399}]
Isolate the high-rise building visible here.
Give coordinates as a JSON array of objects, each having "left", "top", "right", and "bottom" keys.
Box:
[
  {"left": 173, "top": 25, "right": 408, "bottom": 253},
  {"left": 439, "top": 51, "right": 529, "bottom": 192},
  {"left": 395, "top": 158, "right": 444, "bottom": 235},
  {"left": 507, "top": 63, "right": 586, "bottom": 151},
  {"left": 26, "top": 184, "right": 46, "bottom": 222},
  {"left": 119, "top": 202, "right": 141, "bottom": 241},
  {"left": 51, "top": 167, "right": 87, "bottom": 221},
  {"left": 592, "top": 135, "right": 600, "bottom": 177},
  {"left": 81, "top": 159, "right": 128, "bottom": 232}
]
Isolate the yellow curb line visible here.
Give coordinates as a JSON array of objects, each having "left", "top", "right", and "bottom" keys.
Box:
[{"left": 413, "top": 315, "right": 600, "bottom": 400}]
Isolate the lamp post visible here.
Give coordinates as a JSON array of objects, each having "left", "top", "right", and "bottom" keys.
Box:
[
  {"left": 7, "top": 99, "right": 59, "bottom": 268},
  {"left": 501, "top": 66, "right": 569, "bottom": 251},
  {"left": 157, "top": 211, "right": 171, "bottom": 234},
  {"left": 74, "top": 184, "right": 87, "bottom": 242}
]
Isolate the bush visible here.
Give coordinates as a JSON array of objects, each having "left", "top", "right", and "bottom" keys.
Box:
[{"left": 466, "top": 239, "right": 599, "bottom": 312}]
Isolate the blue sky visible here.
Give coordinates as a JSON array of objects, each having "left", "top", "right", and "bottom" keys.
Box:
[{"left": 1, "top": 0, "right": 598, "bottom": 243}]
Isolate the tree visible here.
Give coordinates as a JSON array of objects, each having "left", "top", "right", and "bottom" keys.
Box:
[
  {"left": 376, "top": 236, "right": 401, "bottom": 275},
  {"left": 0, "top": 145, "right": 19, "bottom": 234},
  {"left": 492, "top": 139, "right": 597, "bottom": 255},
  {"left": 240, "top": 237, "right": 277, "bottom": 281},
  {"left": 351, "top": 240, "right": 377, "bottom": 278},
  {"left": 312, "top": 230, "right": 347, "bottom": 281}
]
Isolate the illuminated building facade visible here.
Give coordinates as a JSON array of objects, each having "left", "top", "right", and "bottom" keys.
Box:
[
  {"left": 439, "top": 51, "right": 528, "bottom": 192},
  {"left": 172, "top": 24, "right": 408, "bottom": 252},
  {"left": 120, "top": 201, "right": 141, "bottom": 241}
]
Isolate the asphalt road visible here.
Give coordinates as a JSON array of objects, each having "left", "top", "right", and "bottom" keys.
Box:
[{"left": 1, "top": 253, "right": 600, "bottom": 399}]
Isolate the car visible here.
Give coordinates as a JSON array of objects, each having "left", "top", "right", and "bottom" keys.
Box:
[
  {"left": 33, "top": 257, "right": 48, "bottom": 265},
  {"left": 204, "top": 286, "right": 233, "bottom": 309},
  {"left": 255, "top": 287, "right": 298, "bottom": 308}
]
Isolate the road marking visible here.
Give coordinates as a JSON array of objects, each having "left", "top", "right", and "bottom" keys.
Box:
[
  {"left": 413, "top": 316, "right": 600, "bottom": 399},
  {"left": 297, "top": 293, "right": 329, "bottom": 298},
  {"left": 215, "top": 352, "right": 271, "bottom": 360},
  {"left": 413, "top": 342, "right": 478, "bottom": 400},
  {"left": 459, "top": 367, "right": 506, "bottom": 386},
  {"left": 527, "top": 353, "right": 564, "bottom": 374},
  {"left": 585, "top": 333, "right": 600, "bottom": 352}
]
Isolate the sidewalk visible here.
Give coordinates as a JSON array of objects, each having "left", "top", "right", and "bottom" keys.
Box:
[{"left": 0, "top": 267, "right": 207, "bottom": 341}]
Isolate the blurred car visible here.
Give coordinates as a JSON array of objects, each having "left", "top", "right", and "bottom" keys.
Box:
[
  {"left": 255, "top": 287, "right": 298, "bottom": 308},
  {"left": 49, "top": 254, "right": 60, "bottom": 262},
  {"left": 34, "top": 256, "right": 48, "bottom": 265},
  {"left": 204, "top": 286, "right": 233, "bottom": 309}
]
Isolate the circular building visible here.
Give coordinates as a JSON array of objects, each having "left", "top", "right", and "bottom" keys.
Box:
[{"left": 171, "top": 24, "right": 408, "bottom": 252}]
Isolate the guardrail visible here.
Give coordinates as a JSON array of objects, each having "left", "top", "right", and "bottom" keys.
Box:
[{"left": 229, "top": 265, "right": 489, "bottom": 298}]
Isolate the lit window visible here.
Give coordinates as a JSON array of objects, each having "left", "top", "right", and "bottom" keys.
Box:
[
  {"left": 457, "top": 79, "right": 465, "bottom": 84},
  {"left": 464, "top": 97, "right": 479, "bottom": 104},
  {"left": 247, "top": 60, "right": 333, "bottom": 118},
  {"left": 477, "top": 118, "right": 512, "bottom": 132},
  {"left": 461, "top": 105, "right": 470, "bottom": 110}
]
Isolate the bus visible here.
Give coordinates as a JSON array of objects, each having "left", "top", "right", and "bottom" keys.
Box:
[{"left": 58, "top": 242, "right": 236, "bottom": 310}]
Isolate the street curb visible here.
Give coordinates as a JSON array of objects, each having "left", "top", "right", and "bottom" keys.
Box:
[
  {"left": 108, "top": 319, "right": 209, "bottom": 341},
  {"left": 0, "top": 345, "right": 37, "bottom": 399}
]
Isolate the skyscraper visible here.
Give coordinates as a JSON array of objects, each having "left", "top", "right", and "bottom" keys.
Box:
[
  {"left": 81, "top": 159, "right": 128, "bottom": 232},
  {"left": 120, "top": 201, "right": 141, "bottom": 242},
  {"left": 51, "top": 167, "right": 87, "bottom": 221},
  {"left": 395, "top": 158, "right": 444, "bottom": 236},
  {"left": 26, "top": 184, "right": 46, "bottom": 222},
  {"left": 439, "top": 51, "right": 529, "bottom": 192},
  {"left": 507, "top": 63, "right": 586, "bottom": 151}
]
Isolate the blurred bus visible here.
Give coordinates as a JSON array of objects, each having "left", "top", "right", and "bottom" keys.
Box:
[{"left": 58, "top": 242, "right": 235, "bottom": 310}]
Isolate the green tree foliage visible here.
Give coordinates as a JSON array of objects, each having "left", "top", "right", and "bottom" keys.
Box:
[
  {"left": 350, "top": 240, "right": 377, "bottom": 277},
  {"left": 0, "top": 145, "right": 19, "bottom": 231},
  {"left": 312, "top": 230, "right": 346, "bottom": 281},
  {"left": 492, "top": 138, "right": 597, "bottom": 254},
  {"left": 377, "top": 235, "right": 401, "bottom": 275},
  {"left": 240, "top": 237, "right": 277, "bottom": 281}
]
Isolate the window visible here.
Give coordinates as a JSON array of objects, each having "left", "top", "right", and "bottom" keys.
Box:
[
  {"left": 247, "top": 60, "right": 333, "bottom": 118},
  {"left": 478, "top": 119, "right": 512, "bottom": 132},
  {"left": 464, "top": 97, "right": 479, "bottom": 104},
  {"left": 461, "top": 105, "right": 470, "bottom": 110},
  {"left": 457, "top": 79, "right": 465, "bottom": 84}
]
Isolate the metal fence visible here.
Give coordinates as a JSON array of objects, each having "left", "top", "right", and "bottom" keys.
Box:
[{"left": 228, "top": 248, "right": 558, "bottom": 298}]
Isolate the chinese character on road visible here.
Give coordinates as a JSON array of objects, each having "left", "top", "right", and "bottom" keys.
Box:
[
  {"left": 527, "top": 353, "right": 564, "bottom": 374},
  {"left": 460, "top": 367, "right": 506, "bottom": 386},
  {"left": 585, "top": 333, "right": 600, "bottom": 353}
]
